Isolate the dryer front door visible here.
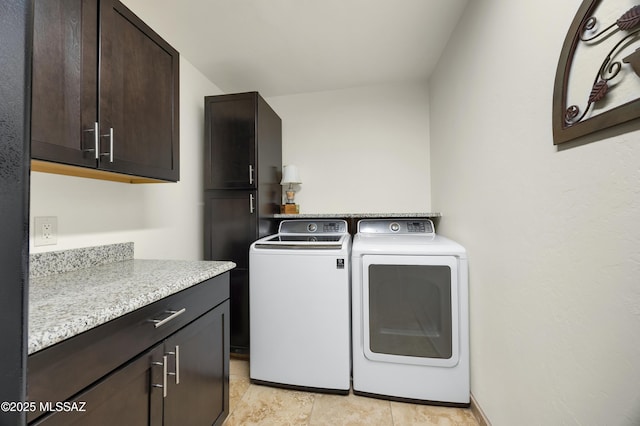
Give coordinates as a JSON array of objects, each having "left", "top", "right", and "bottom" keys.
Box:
[{"left": 362, "top": 255, "right": 460, "bottom": 367}]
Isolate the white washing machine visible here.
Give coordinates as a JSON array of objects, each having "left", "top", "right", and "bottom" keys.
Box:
[
  {"left": 351, "top": 218, "right": 469, "bottom": 405},
  {"left": 249, "top": 219, "right": 351, "bottom": 393}
]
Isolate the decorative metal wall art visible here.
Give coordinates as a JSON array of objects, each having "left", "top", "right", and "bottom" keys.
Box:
[{"left": 553, "top": 0, "right": 640, "bottom": 144}]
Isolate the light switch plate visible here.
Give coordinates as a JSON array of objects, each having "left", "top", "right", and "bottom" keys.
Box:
[{"left": 34, "top": 216, "right": 58, "bottom": 246}]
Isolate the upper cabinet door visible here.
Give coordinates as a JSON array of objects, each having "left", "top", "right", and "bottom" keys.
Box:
[
  {"left": 99, "top": 0, "right": 180, "bottom": 181},
  {"left": 205, "top": 94, "right": 257, "bottom": 189},
  {"left": 31, "top": 0, "right": 98, "bottom": 167}
]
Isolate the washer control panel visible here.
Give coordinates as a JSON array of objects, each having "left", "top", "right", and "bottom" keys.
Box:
[
  {"left": 358, "top": 219, "right": 435, "bottom": 235},
  {"left": 278, "top": 219, "right": 348, "bottom": 234}
]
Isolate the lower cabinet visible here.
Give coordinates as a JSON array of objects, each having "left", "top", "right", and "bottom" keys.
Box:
[{"left": 28, "top": 275, "right": 230, "bottom": 426}]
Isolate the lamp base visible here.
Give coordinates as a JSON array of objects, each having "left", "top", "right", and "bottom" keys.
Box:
[{"left": 280, "top": 204, "right": 299, "bottom": 214}]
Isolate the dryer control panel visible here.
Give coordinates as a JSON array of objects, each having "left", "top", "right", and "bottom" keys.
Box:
[{"left": 357, "top": 219, "right": 435, "bottom": 235}]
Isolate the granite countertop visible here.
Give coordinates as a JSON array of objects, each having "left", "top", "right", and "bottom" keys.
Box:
[
  {"left": 272, "top": 212, "right": 441, "bottom": 219},
  {"left": 29, "top": 243, "right": 235, "bottom": 354}
]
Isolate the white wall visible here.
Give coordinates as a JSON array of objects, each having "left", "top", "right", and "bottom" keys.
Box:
[
  {"left": 267, "top": 82, "right": 431, "bottom": 214},
  {"left": 30, "top": 56, "right": 222, "bottom": 259},
  {"left": 429, "top": 1, "right": 640, "bottom": 425}
]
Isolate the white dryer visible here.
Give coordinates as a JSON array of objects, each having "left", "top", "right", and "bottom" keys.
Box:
[
  {"left": 249, "top": 219, "right": 351, "bottom": 393},
  {"left": 351, "top": 219, "right": 469, "bottom": 405}
]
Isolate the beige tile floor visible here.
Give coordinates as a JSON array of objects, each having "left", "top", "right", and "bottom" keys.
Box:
[{"left": 224, "top": 358, "right": 479, "bottom": 426}]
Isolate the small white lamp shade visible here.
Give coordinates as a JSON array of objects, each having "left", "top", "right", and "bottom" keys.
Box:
[{"left": 281, "top": 165, "right": 301, "bottom": 185}]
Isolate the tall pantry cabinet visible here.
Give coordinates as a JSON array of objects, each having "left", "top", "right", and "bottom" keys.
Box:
[{"left": 204, "top": 92, "right": 282, "bottom": 354}]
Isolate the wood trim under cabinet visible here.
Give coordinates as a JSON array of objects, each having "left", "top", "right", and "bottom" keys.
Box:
[{"left": 31, "top": 160, "right": 170, "bottom": 184}]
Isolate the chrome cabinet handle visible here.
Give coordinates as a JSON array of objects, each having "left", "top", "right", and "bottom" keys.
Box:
[
  {"left": 82, "top": 122, "right": 99, "bottom": 159},
  {"left": 250, "top": 194, "right": 255, "bottom": 214},
  {"left": 100, "top": 127, "right": 114, "bottom": 162},
  {"left": 166, "top": 345, "right": 180, "bottom": 384},
  {"left": 151, "top": 355, "right": 168, "bottom": 398},
  {"left": 149, "top": 308, "right": 186, "bottom": 328},
  {"left": 175, "top": 345, "right": 180, "bottom": 384},
  {"left": 162, "top": 355, "right": 167, "bottom": 398},
  {"left": 249, "top": 164, "right": 254, "bottom": 185}
]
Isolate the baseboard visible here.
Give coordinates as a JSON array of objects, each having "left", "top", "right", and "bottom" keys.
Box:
[{"left": 470, "top": 393, "right": 491, "bottom": 426}]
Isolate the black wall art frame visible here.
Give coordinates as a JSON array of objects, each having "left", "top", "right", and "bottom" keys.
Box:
[{"left": 553, "top": 0, "right": 640, "bottom": 144}]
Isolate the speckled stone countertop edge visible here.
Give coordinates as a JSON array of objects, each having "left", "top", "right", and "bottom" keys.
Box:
[{"left": 29, "top": 259, "right": 236, "bottom": 354}]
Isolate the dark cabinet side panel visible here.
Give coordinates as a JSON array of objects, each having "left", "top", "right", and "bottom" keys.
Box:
[
  {"left": 256, "top": 94, "right": 283, "bottom": 215},
  {"left": 229, "top": 268, "right": 250, "bottom": 353},
  {"left": 0, "top": 0, "right": 31, "bottom": 423}
]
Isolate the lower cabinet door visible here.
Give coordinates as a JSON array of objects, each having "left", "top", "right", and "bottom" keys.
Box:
[
  {"left": 32, "top": 344, "right": 164, "bottom": 426},
  {"left": 163, "top": 301, "right": 230, "bottom": 426},
  {"left": 204, "top": 191, "right": 257, "bottom": 355}
]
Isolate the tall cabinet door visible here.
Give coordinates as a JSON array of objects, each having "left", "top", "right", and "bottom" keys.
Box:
[
  {"left": 163, "top": 302, "right": 230, "bottom": 426},
  {"left": 31, "top": 0, "right": 98, "bottom": 167},
  {"left": 98, "top": 0, "right": 180, "bottom": 181},
  {"left": 204, "top": 94, "right": 257, "bottom": 189},
  {"left": 205, "top": 191, "right": 257, "bottom": 353}
]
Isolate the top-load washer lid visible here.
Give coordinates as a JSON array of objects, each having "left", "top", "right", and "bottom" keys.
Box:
[
  {"left": 254, "top": 219, "right": 349, "bottom": 250},
  {"left": 264, "top": 235, "right": 343, "bottom": 242}
]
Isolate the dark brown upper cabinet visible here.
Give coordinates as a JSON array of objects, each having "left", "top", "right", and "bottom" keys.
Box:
[
  {"left": 31, "top": 0, "right": 180, "bottom": 183},
  {"left": 204, "top": 92, "right": 281, "bottom": 190}
]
